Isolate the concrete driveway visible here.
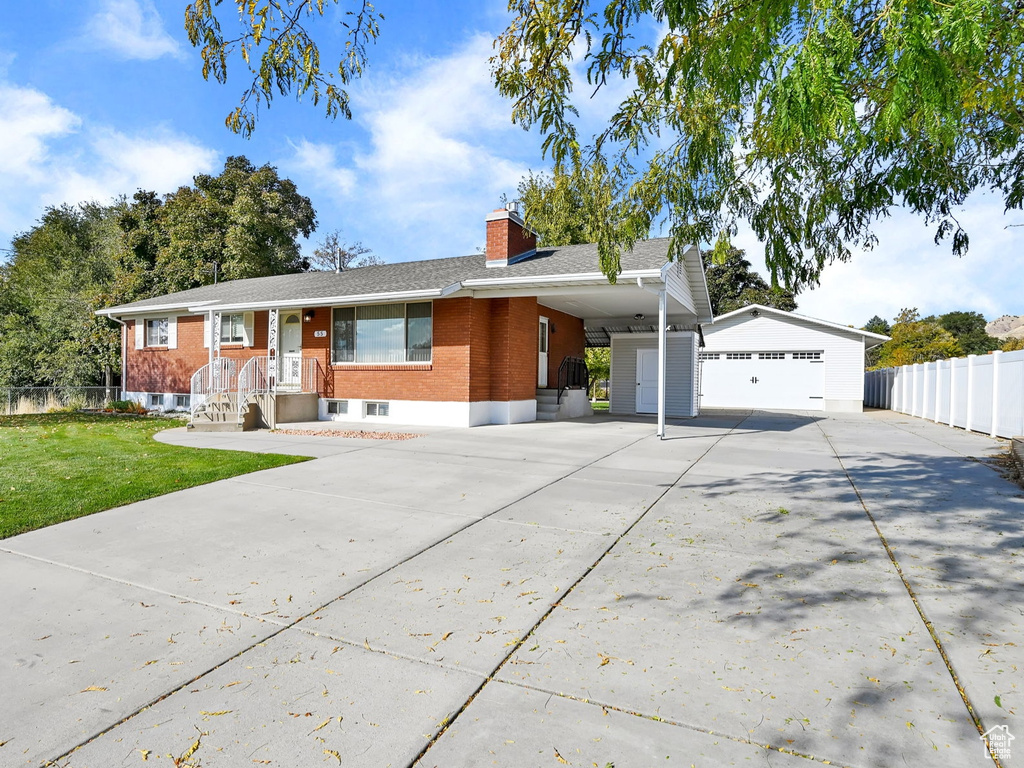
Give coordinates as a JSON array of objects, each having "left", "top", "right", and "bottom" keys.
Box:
[{"left": 2, "top": 410, "right": 1020, "bottom": 767}]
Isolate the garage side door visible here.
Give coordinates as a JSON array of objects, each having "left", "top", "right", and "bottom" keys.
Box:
[{"left": 699, "top": 351, "right": 825, "bottom": 410}]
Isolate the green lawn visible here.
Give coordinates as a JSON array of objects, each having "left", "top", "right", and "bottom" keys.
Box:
[
  {"left": 0, "top": 413, "right": 309, "bottom": 539},
  {"left": 590, "top": 401, "right": 610, "bottom": 411}
]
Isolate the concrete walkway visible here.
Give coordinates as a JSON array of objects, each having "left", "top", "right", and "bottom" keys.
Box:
[{"left": 2, "top": 411, "right": 1020, "bottom": 767}]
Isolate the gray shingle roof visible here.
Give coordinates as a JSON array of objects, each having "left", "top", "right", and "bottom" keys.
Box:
[{"left": 101, "top": 239, "right": 676, "bottom": 314}]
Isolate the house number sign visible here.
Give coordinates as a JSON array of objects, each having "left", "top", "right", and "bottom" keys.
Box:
[{"left": 313, "top": 330, "right": 327, "bottom": 338}]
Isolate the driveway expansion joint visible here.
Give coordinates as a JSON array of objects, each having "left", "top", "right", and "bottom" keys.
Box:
[
  {"left": 814, "top": 420, "right": 1003, "bottom": 768},
  {"left": 409, "top": 415, "right": 753, "bottom": 767}
]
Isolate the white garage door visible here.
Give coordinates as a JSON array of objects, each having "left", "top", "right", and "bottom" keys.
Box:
[{"left": 699, "top": 351, "right": 825, "bottom": 410}]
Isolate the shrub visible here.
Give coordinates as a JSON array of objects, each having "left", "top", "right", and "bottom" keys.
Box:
[{"left": 107, "top": 399, "right": 148, "bottom": 414}]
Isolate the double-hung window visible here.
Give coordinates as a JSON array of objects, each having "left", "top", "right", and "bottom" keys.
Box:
[
  {"left": 220, "top": 313, "right": 245, "bottom": 344},
  {"left": 332, "top": 302, "right": 432, "bottom": 363},
  {"left": 145, "top": 318, "right": 169, "bottom": 346}
]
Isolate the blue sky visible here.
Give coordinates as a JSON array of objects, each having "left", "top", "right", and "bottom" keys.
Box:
[{"left": 1, "top": 0, "right": 1020, "bottom": 327}]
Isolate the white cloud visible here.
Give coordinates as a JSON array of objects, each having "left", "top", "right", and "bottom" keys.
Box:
[
  {"left": 85, "top": 0, "right": 181, "bottom": 61},
  {"left": 355, "top": 33, "right": 529, "bottom": 200},
  {"left": 732, "top": 195, "right": 1024, "bottom": 326},
  {"left": 51, "top": 128, "right": 219, "bottom": 205},
  {"left": 0, "top": 79, "right": 217, "bottom": 245},
  {"left": 285, "top": 34, "right": 539, "bottom": 258},
  {"left": 0, "top": 83, "right": 80, "bottom": 180},
  {"left": 283, "top": 139, "right": 357, "bottom": 200}
]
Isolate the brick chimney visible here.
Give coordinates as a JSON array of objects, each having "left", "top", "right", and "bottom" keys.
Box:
[{"left": 485, "top": 202, "right": 537, "bottom": 267}]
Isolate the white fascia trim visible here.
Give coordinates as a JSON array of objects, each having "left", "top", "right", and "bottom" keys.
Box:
[
  {"left": 97, "top": 301, "right": 218, "bottom": 318},
  {"left": 188, "top": 286, "right": 458, "bottom": 313},
  {"left": 713, "top": 303, "right": 892, "bottom": 342},
  {"left": 608, "top": 331, "right": 694, "bottom": 339},
  {"left": 463, "top": 269, "right": 661, "bottom": 289}
]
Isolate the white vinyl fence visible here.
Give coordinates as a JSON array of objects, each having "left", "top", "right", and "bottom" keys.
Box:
[{"left": 864, "top": 351, "right": 1024, "bottom": 439}]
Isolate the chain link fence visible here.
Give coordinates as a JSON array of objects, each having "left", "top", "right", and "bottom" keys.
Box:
[{"left": 1, "top": 387, "right": 117, "bottom": 416}]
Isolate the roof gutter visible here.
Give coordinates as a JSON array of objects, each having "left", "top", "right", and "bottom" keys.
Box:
[
  {"left": 462, "top": 269, "right": 661, "bottom": 289},
  {"left": 95, "top": 300, "right": 219, "bottom": 318},
  {"left": 186, "top": 283, "right": 463, "bottom": 313}
]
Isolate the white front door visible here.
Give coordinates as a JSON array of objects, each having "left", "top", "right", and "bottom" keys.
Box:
[
  {"left": 538, "top": 316, "right": 549, "bottom": 387},
  {"left": 636, "top": 348, "right": 659, "bottom": 413},
  {"left": 279, "top": 311, "right": 303, "bottom": 389}
]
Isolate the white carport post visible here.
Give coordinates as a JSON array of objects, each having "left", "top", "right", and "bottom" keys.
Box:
[{"left": 657, "top": 288, "right": 667, "bottom": 439}]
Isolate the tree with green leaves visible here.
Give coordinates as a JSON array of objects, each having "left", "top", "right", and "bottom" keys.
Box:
[
  {"left": 516, "top": 159, "right": 640, "bottom": 255},
  {"left": 157, "top": 156, "right": 316, "bottom": 290},
  {"left": 0, "top": 203, "right": 122, "bottom": 388},
  {"left": 1002, "top": 337, "right": 1024, "bottom": 352},
  {"left": 937, "top": 311, "right": 1000, "bottom": 356},
  {"left": 180, "top": 3, "right": 1024, "bottom": 286},
  {"left": 585, "top": 347, "right": 610, "bottom": 399},
  {"left": 490, "top": 0, "right": 1024, "bottom": 284},
  {"left": 863, "top": 316, "right": 891, "bottom": 336},
  {"left": 704, "top": 246, "right": 796, "bottom": 316},
  {"left": 185, "top": 0, "right": 383, "bottom": 136},
  {"left": 1, "top": 156, "right": 319, "bottom": 388},
  {"left": 871, "top": 309, "right": 961, "bottom": 369}
]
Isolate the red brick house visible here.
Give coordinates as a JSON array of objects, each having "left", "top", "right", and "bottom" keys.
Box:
[{"left": 97, "top": 207, "right": 712, "bottom": 431}]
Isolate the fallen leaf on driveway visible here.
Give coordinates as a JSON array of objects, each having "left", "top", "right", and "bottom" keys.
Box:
[
  {"left": 200, "top": 710, "right": 232, "bottom": 717},
  {"left": 554, "top": 747, "right": 569, "bottom": 764},
  {"left": 80, "top": 686, "right": 107, "bottom": 692},
  {"left": 310, "top": 718, "right": 332, "bottom": 734},
  {"left": 323, "top": 749, "right": 342, "bottom": 763}
]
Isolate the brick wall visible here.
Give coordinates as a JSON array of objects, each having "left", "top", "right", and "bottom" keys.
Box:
[
  {"left": 324, "top": 297, "right": 472, "bottom": 402},
  {"left": 125, "top": 296, "right": 584, "bottom": 405},
  {"left": 125, "top": 314, "right": 270, "bottom": 394},
  {"left": 540, "top": 305, "right": 586, "bottom": 387}
]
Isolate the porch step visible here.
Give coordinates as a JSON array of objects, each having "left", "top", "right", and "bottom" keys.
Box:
[
  {"left": 536, "top": 388, "right": 560, "bottom": 421},
  {"left": 188, "top": 421, "right": 243, "bottom": 433},
  {"left": 535, "top": 387, "right": 591, "bottom": 422}
]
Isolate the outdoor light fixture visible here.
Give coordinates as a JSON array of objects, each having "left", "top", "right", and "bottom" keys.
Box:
[
  {"left": 303, "top": 310, "right": 315, "bottom": 323},
  {"left": 550, "top": 322, "right": 557, "bottom": 334},
  {"left": 750, "top": 309, "right": 761, "bottom": 317},
  {"left": 634, "top": 313, "right": 645, "bottom": 321}
]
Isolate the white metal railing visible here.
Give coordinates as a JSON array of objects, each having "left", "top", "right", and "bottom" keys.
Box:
[
  {"left": 189, "top": 358, "right": 238, "bottom": 420},
  {"left": 300, "top": 357, "right": 328, "bottom": 396},
  {"left": 865, "top": 350, "right": 1024, "bottom": 439},
  {"left": 190, "top": 355, "right": 328, "bottom": 425},
  {"left": 237, "top": 356, "right": 270, "bottom": 423}
]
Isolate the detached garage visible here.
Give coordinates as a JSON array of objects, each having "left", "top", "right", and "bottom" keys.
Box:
[{"left": 700, "top": 304, "right": 888, "bottom": 412}]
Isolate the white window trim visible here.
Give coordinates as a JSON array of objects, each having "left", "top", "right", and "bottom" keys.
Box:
[{"left": 330, "top": 301, "right": 433, "bottom": 366}]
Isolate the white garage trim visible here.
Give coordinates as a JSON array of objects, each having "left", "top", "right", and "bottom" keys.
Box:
[{"left": 702, "top": 304, "right": 889, "bottom": 412}]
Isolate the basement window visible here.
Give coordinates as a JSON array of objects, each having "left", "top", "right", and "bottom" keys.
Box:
[
  {"left": 175, "top": 395, "right": 190, "bottom": 409},
  {"left": 150, "top": 394, "right": 164, "bottom": 408},
  {"left": 327, "top": 400, "right": 349, "bottom": 415},
  {"left": 365, "top": 401, "right": 389, "bottom": 417}
]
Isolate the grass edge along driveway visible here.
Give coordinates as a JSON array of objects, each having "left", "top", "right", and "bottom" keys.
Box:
[{"left": 0, "top": 413, "right": 309, "bottom": 539}]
